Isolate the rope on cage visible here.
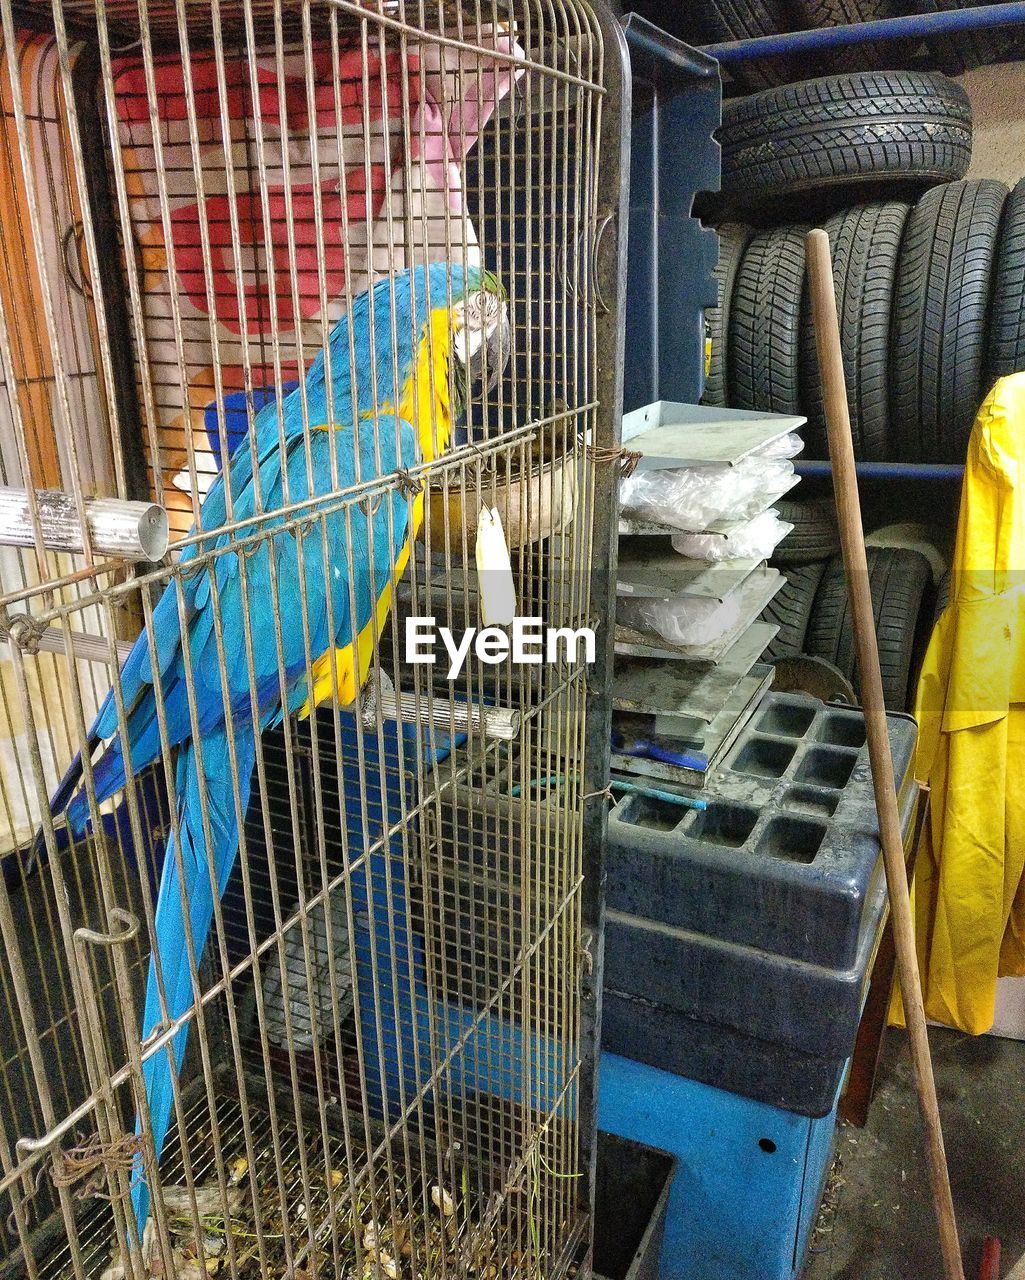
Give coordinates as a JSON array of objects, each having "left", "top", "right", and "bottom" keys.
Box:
[
  {"left": 50, "top": 1133, "right": 144, "bottom": 1201},
  {"left": 585, "top": 444, "right": 642, "bottom": 477}
]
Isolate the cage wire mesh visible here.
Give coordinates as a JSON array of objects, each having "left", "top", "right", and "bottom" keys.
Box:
[{"left": 0, "top": 3, "right": 618, "bottom": 1280}]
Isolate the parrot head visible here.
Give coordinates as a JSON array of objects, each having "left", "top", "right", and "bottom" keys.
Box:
[
  {"left": 398, "top": 260, "right": 510, "bottom": 460},
  {"left": 451, "top": 264, "right": 510, "bottom": 405},
  {"left": 310, "top": 262, "right": 509, "bottom": 462},
  {"left": 422, "top": 260, "right": 510, "bottom": 411}
]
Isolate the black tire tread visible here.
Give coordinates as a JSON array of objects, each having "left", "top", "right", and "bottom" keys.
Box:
[
  {"left": 911, "top": 0, "right": 1015, "bottom": 73},
  {"left": 793, "top": 0, "right": 905, "bottom": 70},
  {"left": 801, "top": 201, "right": 910, "bottom": 460},
  {"left": 774, "top": 499, "right": 841, "bottom": 565},
  {"left": 988, "top": 177, "right": 1025, "bottom": 381},
  {"left": 761, "top": 561, "right": 828, "bottom": 661},
  {"left": 719, "top": 71, "right": 972, "bottom": 203},
  {"left": 704, "top": 223, "right": 752, "bottom": 407},
  {"left": 806, "top": 546, "right": 932, "bottom": 710},
  {"left": 729, "top": 225, "right": 808, "bottom": 416},
  {"left": 890, "top": 178, "right": 1007, "bottom": 462}
]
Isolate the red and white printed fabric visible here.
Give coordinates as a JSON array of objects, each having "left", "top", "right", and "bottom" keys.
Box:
[{"left": 110, "top": 31, "right": 523, "bottom": 526}]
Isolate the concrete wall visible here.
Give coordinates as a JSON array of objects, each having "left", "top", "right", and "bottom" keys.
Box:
[{"left": 962, "top": 60, "right": 1025, "bottom": 185}]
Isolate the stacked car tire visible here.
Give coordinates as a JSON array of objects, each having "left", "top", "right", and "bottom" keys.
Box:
[
  {"left": 707, "top": 70, "right": 1025, "bottom": 465},
  {"left": 706, "top": 67, "right": 1018, "bottom": 705},
  {"left": 627, "top": 0, "right": 1025, "bottom": 85},
  {"left": 624, "top": 8, "right": 1025, "bottom": 706},
  {"left": 762, "top": 502, "right": 936, "bottom": 711}
]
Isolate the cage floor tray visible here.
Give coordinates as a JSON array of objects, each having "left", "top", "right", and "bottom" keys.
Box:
[
  {"left": 31, "top": 1078, "right": 544, "bottom": 1280},
  {"left": 621, "top": 402, "right": 806, "bottom": 471},
  {"left": 35, "top": 1085, "right": 356, "bottom": 1280}
]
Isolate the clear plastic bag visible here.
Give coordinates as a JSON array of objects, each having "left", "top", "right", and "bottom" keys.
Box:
[
  {"left": 617, "top": 567, "right": 773, "bottom": 648},
  {"left": 755, "top": 431, "right": 804, "bottom": 461},
  {"left": 620, "top": 456, "right": 795, "bottom": 532},
  {"left": 671, "top": 508, "right": 793, "bottom": 562}
]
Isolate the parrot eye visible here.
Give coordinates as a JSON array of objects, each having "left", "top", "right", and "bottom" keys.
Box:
[{"left": 460, "top": 289, "right": 500, "bottom": 337}]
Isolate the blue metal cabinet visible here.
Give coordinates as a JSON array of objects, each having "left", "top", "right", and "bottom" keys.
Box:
[
  {"left": 598, "top": 1052, "right": 842, "bottom": 1280},
  {"left": 620, "top": 16, "right": 721, "bottom": 412}
]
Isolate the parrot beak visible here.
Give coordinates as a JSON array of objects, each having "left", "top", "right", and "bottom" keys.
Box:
[
  {"left": 477, "top": 304, "right": 511, "bottom": 394},
  {"left": 453, "top": 291, "right": 511, "bottom": 398}
]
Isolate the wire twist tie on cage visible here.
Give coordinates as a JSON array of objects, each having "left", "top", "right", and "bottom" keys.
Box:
[
  {"left": 49, "top": 1134, "right": 143, "bottom": 1201},
  {"left": 585, "top": 445, "right": 641, "bottom": 477},
  {"left": 581, "top": 785, "right": 613, "bottom": 804},
  {"left": 11, "top": 1140, "right": 41, "bottom": 1212},
  {"left": 1, "top": 608, "right": 45, "bottom": 655},
  {"left": 394, "top": 467, "right": 423, "bottom": 500},
  {"left": 577, "top": 933, "right": 595, "bottom": 979},
  {"left": 0, "top": 610, "right": 134, "bottom": 666}
]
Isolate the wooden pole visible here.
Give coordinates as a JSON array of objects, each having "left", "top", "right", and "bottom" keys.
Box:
[{"left": 805, "top": 227, "right": 965, "bottom": 1280}]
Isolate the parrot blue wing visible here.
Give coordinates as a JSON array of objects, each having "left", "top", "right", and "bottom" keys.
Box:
[
  {"left": 126, "top": 417, "right": 419, "bottom": 1238},
  {"left": 60, "top": 419, "right": 303, "bottom": 835},
  {"left": 130, "top": 715, "right": 258, "bottom": 1235}
]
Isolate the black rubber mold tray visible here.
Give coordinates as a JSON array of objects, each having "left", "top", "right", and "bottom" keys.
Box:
[{"left": 606, "top": 692, "right": 918, "bottom": 971}]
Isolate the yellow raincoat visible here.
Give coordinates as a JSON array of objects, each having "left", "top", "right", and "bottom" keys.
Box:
[{"left": 891, "top": 373, "right": 1025, "bottom": 1034}]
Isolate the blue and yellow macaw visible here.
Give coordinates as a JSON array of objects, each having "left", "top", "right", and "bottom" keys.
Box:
[{"left": 45, "top": 260, "right": 507, "bottom": 1242}]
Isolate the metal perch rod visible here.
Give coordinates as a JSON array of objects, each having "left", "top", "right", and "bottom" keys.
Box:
[
  {"left": 363, "top": 676, "right": 521, "bottom": 740},
  {"left": 0, "top": 617, "right": 134, "bottom": 665},
  {"left": 0, "top": 487, "right": 169, "bottom": 562}
]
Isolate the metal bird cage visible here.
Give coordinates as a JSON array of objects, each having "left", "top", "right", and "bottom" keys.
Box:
[{"left": 0, "top": 5, "right": 626, "bottom": 1280}]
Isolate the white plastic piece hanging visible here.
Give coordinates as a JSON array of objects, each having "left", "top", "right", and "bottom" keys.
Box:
[{"left": 475, "top": 505, "right": 517, "bottom": 626}]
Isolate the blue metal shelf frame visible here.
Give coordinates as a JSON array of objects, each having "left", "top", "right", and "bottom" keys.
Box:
[
  {"left": 796, "top": 460, "right": 966, "bottom": 480},
  {"left": 620, "top": 14, "right": 722, "bottom": 411},
  {"left": 700, "top": 2, "right": 1025, "bottom": 62}
]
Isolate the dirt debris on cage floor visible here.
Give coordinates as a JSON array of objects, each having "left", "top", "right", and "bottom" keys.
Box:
[
  {"left": 802, "top": 1025, "right": 1025, "bottom": 1279},
  {"left": 57, "top": 1088, "right": 548, "bottom": 1280}
]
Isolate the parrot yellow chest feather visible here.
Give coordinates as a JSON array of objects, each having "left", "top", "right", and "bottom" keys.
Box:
[{"left": 302, "top": 307, "right": 454, "bottom": 715}]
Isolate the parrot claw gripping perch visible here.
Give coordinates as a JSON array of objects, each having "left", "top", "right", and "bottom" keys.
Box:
[{"left": 42, "top": 262, "right": 509, "bottom": 1250}]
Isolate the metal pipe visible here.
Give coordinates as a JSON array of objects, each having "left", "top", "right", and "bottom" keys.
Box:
[
  {"left": 0, "top": 617, "right": 134, "bottom": 665},
  {"left": 361, "top": 674, "right": 522, "bottom": 740},
  {"left": 702, "top": 2, "right": 1025, "bottom": 61},
  {"left": 796, "top": 461, "right": 965, "bottom": 480},
  {"left": 0, "top": 487, "right": 169, "bottom": 561}
]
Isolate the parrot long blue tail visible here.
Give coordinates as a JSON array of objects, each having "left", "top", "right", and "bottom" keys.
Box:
[{"left": 130, "top": 722, "right": 257, "bottom": 1241}]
